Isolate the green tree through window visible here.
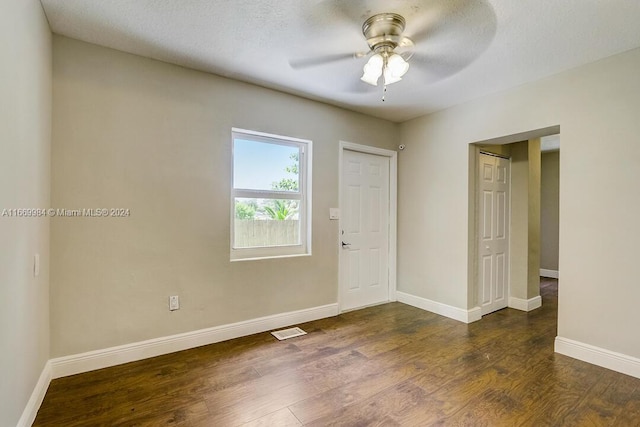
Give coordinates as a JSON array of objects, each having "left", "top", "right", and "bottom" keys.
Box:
[
  {"left": 234, "top": 199, "right": 257, "bottom": 219},
  {"left": 265, "top": 153, "right": 299, "bottom": 220}
]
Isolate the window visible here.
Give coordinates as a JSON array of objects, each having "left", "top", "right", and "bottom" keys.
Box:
[{"left": 231, "top": 128, "right": 312, "bottom": 260}]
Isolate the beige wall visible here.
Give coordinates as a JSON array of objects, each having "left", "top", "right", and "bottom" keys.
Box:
[
  {"left": 506, "top": 139, "right": 541, "bottom": 301},
  {"left": 51, "top": 36, "right": 399, "bottom": 357},
  {"left": 399, "top": 46, "right": 640, "bottom": 359},
  {"left": 541, "top": 151, "right": 560, "bottom": 271},
  {"left": 0, "top": 1, "right": 51, "bottom": 425}
]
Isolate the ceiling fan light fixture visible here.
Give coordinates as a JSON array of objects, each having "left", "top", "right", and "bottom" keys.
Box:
[
  {"left": 359, "top": 13, "right": 413, "bottom": 91},
  {"left": 361, "top": 53, "right": 383, "bottom": 86},
  {"left": 362, "top": 52, "right": 409, "bottom": 87},
  {"left": 383, "top": 68, "right": 402, "bottom": 85},
  {"left": 383, "top": 53, "right": 409, "bottom": 85},
  {"left": 387, "top": 53, "right": 409, "bottom": 77}
]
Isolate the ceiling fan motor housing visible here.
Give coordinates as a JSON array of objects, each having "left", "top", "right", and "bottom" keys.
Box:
[{"left": 362, "top": 13, "right": 406, "bottom": 53}]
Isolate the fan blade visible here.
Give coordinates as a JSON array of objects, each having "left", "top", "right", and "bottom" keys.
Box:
[
  {"left": 289, "top": 52, "right": 368, "bottom": 70},
  {"left": 408, "top": 0, "right": 496, "bottom": 44},
  {"left": 402, "top": 0, "right": 496, "bottom": 82},
  {"left": 309, "top": 0, "right": 372, "bottom": 27},
  {"left": 344, "top": 76, "right": 380, "bottom": 94},
  {"left": 405, "top": 0, "right": 495, "bottom": 82},
  {"left": 409, "top": 51, "right": 475, "bottom": 83}
]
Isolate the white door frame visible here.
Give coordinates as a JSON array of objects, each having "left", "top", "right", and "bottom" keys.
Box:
[{"left": 338, "top": 141, "right": 398, "bottom": 312}]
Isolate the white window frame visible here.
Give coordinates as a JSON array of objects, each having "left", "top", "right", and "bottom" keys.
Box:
[{"left": 230, "top": 128, "right": 312, "bottom": 261}]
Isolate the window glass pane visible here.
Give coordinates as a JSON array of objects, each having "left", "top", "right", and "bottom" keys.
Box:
[
  {"left": 231, "top": 129, "right": 311, "bottom": 260},
  {"left": 233, "top": 139, "right": 299, "bottom": 192},
  {"left": 234, "top": 198, "right": 301, "bottom": 248}
]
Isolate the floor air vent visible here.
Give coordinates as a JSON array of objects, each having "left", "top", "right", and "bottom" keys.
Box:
[{"left": 271, "top": 327, "right": 307, "bottom": 341}]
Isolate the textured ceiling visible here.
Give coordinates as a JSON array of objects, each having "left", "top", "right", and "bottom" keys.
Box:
[{"left": 40, "top": 0, "right": 640, "bottom": 122}]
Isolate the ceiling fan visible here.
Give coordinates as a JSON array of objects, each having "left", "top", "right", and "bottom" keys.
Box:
[
  {"left": 291, "top": 13, "right": 415, "bottom": 89},
  {"left": 358, "top": 13, "right": 414, "bottom": 86},
  {"left": 289, "top": 1, "right": 497, "bottom": 98}
]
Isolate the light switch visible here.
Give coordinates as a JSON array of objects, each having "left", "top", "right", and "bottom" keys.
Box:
[{"left": 329, "top": 208, "right": 340, "bottom": 220}]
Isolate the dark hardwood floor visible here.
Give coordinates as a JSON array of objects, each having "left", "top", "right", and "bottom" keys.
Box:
[{"left": 34, "top": 278, "right": 640, "bottom": 426}]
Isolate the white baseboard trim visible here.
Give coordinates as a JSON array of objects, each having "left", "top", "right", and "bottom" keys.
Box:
[
  {"left": 540, "top": 269, "right": 559, "bottom": 278},
  {"left": 508, "top": 295, "right": 542, "bottom": 312},
  {"left": 50, "top": 303, "right": 339, "bottom": 379},
  {"left": 555, "top": 336, "right": 640, "bottom": 379},
  {"left": 396, "top": 291, "right": 481, "bottom": 323},
  {"left": 17, "top": 360, "right": 52, "bottom": 427}
]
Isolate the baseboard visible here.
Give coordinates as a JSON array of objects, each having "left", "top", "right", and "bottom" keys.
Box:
[
  {"left": 555, "top": 336, "right": 640, "bottom": 379},
  {"left": 508, "top": 295, "right": 542, "bottom": 312},
  {"left": 50, "top": 303, "right": 339, "bottom": 379},
  {"left": 396, "top": 291, "right": 481, "bottom": 323},
  {"left": 16, "top": 360, "right": 52, "bottom": 427},
  {"left": 540, "top": 269, "right": 559, "bottom": 278}
]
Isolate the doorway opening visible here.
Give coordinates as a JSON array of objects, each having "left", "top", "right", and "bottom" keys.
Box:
[
  {"left": 540, "top": 134, "right": 560, "bottom": 280},
  {"left": 468, "top": 126, "right": 560, "bottom": 318}
]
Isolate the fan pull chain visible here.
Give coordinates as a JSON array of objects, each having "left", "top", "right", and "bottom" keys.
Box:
[{"left": 382, "top": 84, "right": 387, "bottom": 102}]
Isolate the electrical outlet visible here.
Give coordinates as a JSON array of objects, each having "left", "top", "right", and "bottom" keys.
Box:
[{"left": 169, "top": 295, "right": 179, "bottom": 311}]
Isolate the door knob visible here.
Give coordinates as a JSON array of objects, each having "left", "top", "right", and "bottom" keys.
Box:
[{"left": 342, "top": 241, "right": 351, "bottom": 248}]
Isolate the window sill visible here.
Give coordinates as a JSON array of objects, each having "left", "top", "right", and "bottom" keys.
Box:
[{"left": 230, "top": 252, "right": 312, "bottom": 262}]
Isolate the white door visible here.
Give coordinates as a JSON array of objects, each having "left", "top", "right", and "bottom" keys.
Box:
[
  {"left": 340, "top": 149, "right": 390, "bottom": 311},
  {"left": 478, "top": 153, "right": 510, "bottom": 315}
]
